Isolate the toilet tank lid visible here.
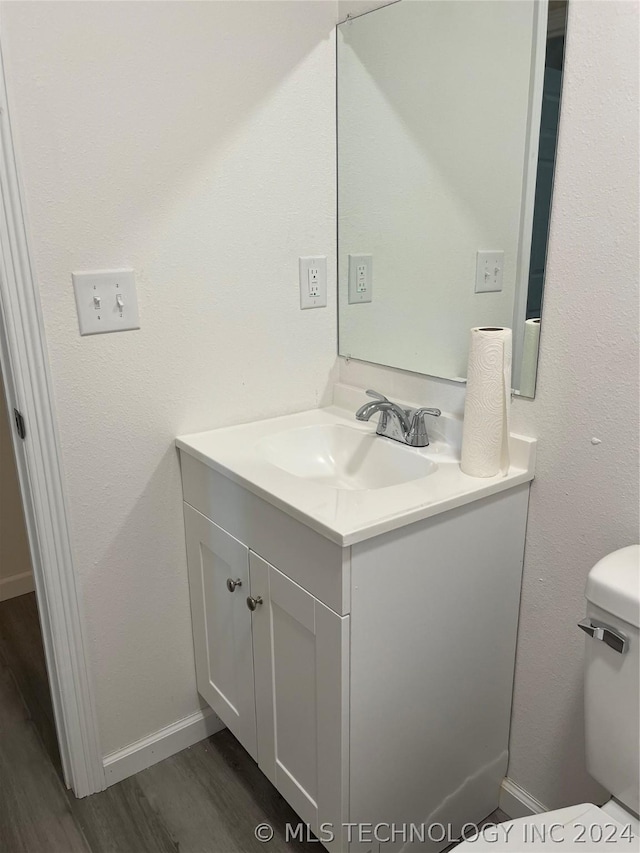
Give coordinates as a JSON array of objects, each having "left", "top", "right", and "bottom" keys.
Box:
[{"left": 586, "top": 545, "right": 640, "bottom": 628}]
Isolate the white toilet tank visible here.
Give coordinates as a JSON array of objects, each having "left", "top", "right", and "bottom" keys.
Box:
[{"left": 583, "top": 545, "right": 640, "bottom": 817}]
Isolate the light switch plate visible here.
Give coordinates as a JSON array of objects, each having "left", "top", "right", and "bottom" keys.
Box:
[
  {"left": 72, "top": 269, "right": 140, "bottom": 335},
  {"left": 299, "top": 256, "right": 327, "bottom": 309},
  {"left": 348, "top": 254, "right": 373, "bottom": 303},
  {"left": 475, "top": 250, "right": 504, "bottom": 293}
]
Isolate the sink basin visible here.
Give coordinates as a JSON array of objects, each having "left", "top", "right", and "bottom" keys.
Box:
[
  {"left": 176, "top": 384, "right": 537, "bottom": 543},
  {"left": 256, "top": 423, "right": 436, "bottom": 491}
]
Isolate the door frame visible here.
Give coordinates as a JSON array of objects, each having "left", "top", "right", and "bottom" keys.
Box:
[{"left": 0, "top": 37, "right": 105, "bottom": 796}]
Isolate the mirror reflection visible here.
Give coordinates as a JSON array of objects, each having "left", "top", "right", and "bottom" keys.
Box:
[{"left": 337, "top": 0, "right": 567, "bottom": 397}]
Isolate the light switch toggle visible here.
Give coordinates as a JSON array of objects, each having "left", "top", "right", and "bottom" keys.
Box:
[
  {"left": 72, "top": 268, "right": 140, "bottom": 335},
  {"left": 475, "top": 250, "right": 504, "bottom": 293}
]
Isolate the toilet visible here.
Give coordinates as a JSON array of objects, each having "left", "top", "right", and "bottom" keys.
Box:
[{"left": 457, "top": 545, "right": 640, "bottom": 851}]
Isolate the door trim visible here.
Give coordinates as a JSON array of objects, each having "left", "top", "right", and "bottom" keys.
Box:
[{"left": 0, "top": 34, "right": 105, "bottom": 795}]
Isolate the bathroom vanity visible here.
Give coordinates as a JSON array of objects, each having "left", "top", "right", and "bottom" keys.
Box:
[{"left": 176, "top": 385, "right": 536, "bottom": 853}]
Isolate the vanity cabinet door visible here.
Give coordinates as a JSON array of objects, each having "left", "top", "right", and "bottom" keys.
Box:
[
  {"left": 184, "top": 504, "right": 257, "bottom": 760},
  {"left": 249, "top": 551, "right": 349, "bottom": 850}
]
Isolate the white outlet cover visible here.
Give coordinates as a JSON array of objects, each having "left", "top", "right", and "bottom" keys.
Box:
[
  {"left": 475, "top": 250, "right": 504, "bottom": 293},
  {"left": 72, "top": 269, "right": 140, "bottom": 335},
  {"left": 348, "top": 254, "right": 373, "bottom": 303},
  {"left": 299, "top": 256, "right": 327, "bottom": 309}
]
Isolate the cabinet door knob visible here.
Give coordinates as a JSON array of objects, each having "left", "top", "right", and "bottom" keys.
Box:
[
  {"left": 226, "top": 578, "right": 242, "bottom": 592},
  {"left": 246, "top": 595, "right": 263, "bottom": 611}
]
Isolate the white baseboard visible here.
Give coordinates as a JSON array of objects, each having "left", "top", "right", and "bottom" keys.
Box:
[
  {"left": 499, "top": 777, "right": 549, "bottom": 819},
  {"left": 103, "top": 707, "right": 225, "bottom": 787},
  {"left": 0, "top": 570, "right": 35, "bottom": 602}
]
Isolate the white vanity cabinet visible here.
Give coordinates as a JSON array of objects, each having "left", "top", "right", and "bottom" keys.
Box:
[
  {"left": 184, "top": 506, "right": 258, "bottom": 759},
  {"left": 250, "top": 551, "right": 349, "bottom": 837},
  {"left": 179, "top": 448, "right": 531, "bottom": 853},
  {"left": 183, "top": 486, "right": 349, "bottom": 849}
]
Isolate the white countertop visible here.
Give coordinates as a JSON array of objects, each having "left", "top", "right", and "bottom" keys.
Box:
[{"left": 176, "top": 384, "right": 536, "bottom": 547}]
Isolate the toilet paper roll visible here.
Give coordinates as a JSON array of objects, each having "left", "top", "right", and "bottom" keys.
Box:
[
  {"left": 461, "top": 327, "right": 512, "bottom": 478},
  {"left": 519, "top": 318, "right": 540, "bottom": 398}
]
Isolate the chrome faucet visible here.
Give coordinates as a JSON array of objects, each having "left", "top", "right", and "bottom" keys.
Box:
[{"left": 355, "top": 390, "right": 441, "bottom": 448}]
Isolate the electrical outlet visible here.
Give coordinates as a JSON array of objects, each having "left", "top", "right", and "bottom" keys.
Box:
[
  {"left": 299, "top": 257, "right": 327, "bottom": 309},
  {"left": 308, "top": 266, "right": 320, "bottom": 297},
  {"left": 348, "top": 254, "right": 372, "bottom": 303}
]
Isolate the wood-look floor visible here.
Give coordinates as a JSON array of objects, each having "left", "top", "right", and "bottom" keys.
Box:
[
  {"left": 0, "top": 592, "right": 508, "bottom": 852},
  {"left": 0, "top": 592, "right": 61, "bottom": 774}
]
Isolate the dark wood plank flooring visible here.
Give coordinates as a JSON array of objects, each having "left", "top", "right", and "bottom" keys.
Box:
[
  {"left": 0, "top": 591, "right": 61, "bottom": 774},
  {"left": 0, "top": 592, "right": 509, "bottom": 852}
]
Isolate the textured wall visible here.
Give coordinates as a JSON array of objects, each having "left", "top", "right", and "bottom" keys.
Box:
[
  {"left": 0, "top": 370, "right": 34, "bottom": 597},
  {"left": 342, "top": 0, "right": 639, "bottom": 809},
  {"left": 1, "top": 0, "right": 338, "bottom": 755},
  {"left": 506, "top": 0, "right": 639, "bottom": 808}
]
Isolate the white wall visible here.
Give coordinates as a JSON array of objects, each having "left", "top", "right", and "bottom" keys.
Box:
[
  {"left": 0, "top": 370, "right": 34, "bottom": 601},
  {"left": 1, "top": 0, "right": 338, "bottom": 756},
  {"left": 338, "top": 0, "right": 534, "bottom": 380},
  {"left": 341, "top": 0, "right": 639, "bottom": 809}
]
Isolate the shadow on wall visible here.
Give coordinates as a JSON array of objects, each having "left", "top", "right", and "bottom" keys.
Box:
[
  {"left": 78, "top": 443, "right": 205, "bottom": 752},
  {"left": 547, "top": 666, "right": 608, "bottom": 808},
  {"left": 6, "top": 1, "right": 335, "bottom": 248}
]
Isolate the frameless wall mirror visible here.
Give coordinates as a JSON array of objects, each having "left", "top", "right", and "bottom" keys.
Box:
[{"left": 337, "top": 0, "right": 567, "bottom": 398}]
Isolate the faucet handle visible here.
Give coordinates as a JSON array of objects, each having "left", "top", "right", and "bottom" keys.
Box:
[
  {"left": 407, "top": 407, "right": 442, "bottom": 447},
  {"left": 356, "top": 390, "right": 392, "bottom": 430},
  {"left": 365, "top": 389, "right": 389, "bottom": 402},
  {"left": 413, "top": 406, "right": 441, "bottom": 419}
]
